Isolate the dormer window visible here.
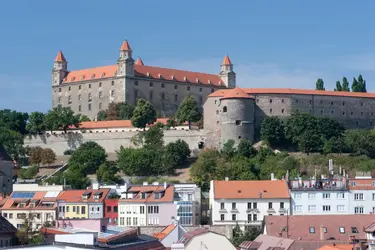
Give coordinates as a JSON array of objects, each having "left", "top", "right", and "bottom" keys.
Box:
[
  {"left": 94, "top": 191, "right": 103, "bottom": 200},
  {"left": 82, "top": 191, "right": 91, "bottom": 200},
  {"left": 154, "top": 192, "right": 160, "bottom": 199},
  {"left": 146, "top": 72, "right": 150, "bottom": 77},
  {"left": 141, "top": 193, "right": 147, "bottom": 199},
  {"left": 196, "top": 78, "right": 199, "bottom": 83},
  {"left": 81, "top": 76, "right": 85, "bottom": 80},
  {"left": 158, "top": 73, "right": 162, "bottom": 78},
  {"left": 101, "top": 73, "right": 106, "bottom": 77},
  {"left": 171, "top": 75, "right": 175, "bottom": 80},
  {"left": 91, "top": 74, "right": 95, "bottom": 79}
]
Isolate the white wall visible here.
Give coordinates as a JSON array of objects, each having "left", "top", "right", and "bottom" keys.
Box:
[
  {"left": 13, "top": 184, "right": 64, "bottom": 192},
  {"left": 185, "top": 232, "right": 236, "bottom": 250},
  {"left": 349, "top": 190, "right": 375, "bottom": 214}
]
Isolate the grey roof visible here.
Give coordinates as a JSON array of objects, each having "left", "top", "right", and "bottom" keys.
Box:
[
  {"left": 0, "top": 145, "right": 13, "bottom": 162},
  {"left": 0, "top": 216, "right": 17, "bottom": 234}
]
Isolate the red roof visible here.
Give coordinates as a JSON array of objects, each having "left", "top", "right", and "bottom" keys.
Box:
[
  {"left": 2, "top": 191, "right": 59, "bottom": 210},
  {"left": 348, "top": 178, "right": 375, "bottom": 190},
  {"left": 220, "top": 87, "right": 253, "bottom": 100},
  {"left": 210, "top": 87, "right": 375, "bottom": 99},
  {"left": 55, "top": 51, "right": 66, "bottom": 62},
  {"left": 135, "top": 58, "right": 144, "bottom": 66},
  {"left": 120, "top": 40, "right": 132, "bottom": 51},
  {"left": 221, "top": 55, "right": 232, "bottom": 65},
  {"left": 119, "top": 185, "right": 174, "bottom": 203},
  {"left": 152, "top": 224, "right": 177, "bottom": 240},
  {"left": 57, "top": 189, "right": 110, "bottom": 203}
]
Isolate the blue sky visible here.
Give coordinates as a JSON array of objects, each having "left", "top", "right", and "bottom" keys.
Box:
[{"left": 1, "top": 0, "right": 374, "bottom": 113}]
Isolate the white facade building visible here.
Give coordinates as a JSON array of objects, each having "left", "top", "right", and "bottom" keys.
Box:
[
  {"left": 209, "top": 179, "right": 290, "bottom": 229},
  {"left": 348, "top": 176, "right": 375, "bottom": 215}
]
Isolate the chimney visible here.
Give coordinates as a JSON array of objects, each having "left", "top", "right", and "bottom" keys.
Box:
[
  {"left": 225, "top": 177, "right": 229, "bottom": 181},
  {"left": 143, "top": 182, "right": 148, "bottom": 186},
  {"left": 92, "top": 182, "right": 99, "bottom": 190},
  {"left": 164, "top": 182, "right": 167, "bottom": 190},
  {"left": 271, "top": 173, "right": 275, "bottom": 180},
  {"left": 320, "top": 225, "right": 325, "bottom": 240}
]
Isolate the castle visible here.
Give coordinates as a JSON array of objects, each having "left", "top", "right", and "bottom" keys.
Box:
[{"left": 52, "top": 40, "right": 234, "bottom": 119}]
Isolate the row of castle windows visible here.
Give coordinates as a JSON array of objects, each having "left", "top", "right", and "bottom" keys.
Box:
[
  {"left": 134, "top": 81, "right": 215, "bottom": 93},
  {"left": 58, "top": 91, "right": 116, "bottom": 104},
  {"left": 134, "top": 90, "right": 203, "bottom": 104},
  {"left": 59, "top": 81, "right": 115, "bottom": 93},
  {"left": 77, "top": 103, "right": 102, "bottom": 112},
  {"left": 261, "top": 98, "right": 368, "bottom": 106}
]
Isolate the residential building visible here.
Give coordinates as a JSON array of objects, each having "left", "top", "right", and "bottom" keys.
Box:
[
  {"left": 174, "top": 183, "right": 201, "bottom": 226},
  {"left": 104, "top": 197, "right": 118, "bottom": 225},
  {"left": 53, "top": 40, "right": 230, "bottom": 119},
  {"left": 0, "top": 146, "right": 14, "bottom": 196},
  {"left": 171, "top": 228, "right": 236, "bottom": 250},
  {"left": 12, "top": 183, "right": 65, "bottom": 192},
  {"left": 118, "top": 183, "right": 176, "bottom": 226},
  {"left": 152, "top": 221, "right": 187, "bottom": 248},
  {"left": 263, "top": 214, "right": 374, "bottom": 242},
  {"left": 209, "top": 179, "right": 290, "bottom": 228},
  {"left": 318, "top": 244, "right": 362, "bottom": 250},
  {"left": 56, "top": 188, "right": 110, "bottom": 219},
  {"left": 365, "top": 222, "right": 375, "bottom": 250},
  {"left": 348, "top": 175, "right": 375, "bottom": 214},
  {"left": 1, "top": 191, "right": 60, "bottom": 230},
  {"left": 290, "top": 175, "right": 350, "bottom": 215},
  {"left": 0, "top": 216, "right": 16, "bottom": 248}
]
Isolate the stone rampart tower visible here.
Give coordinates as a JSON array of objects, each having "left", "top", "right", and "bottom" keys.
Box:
[{"left": 219, "top": 87, "right": 255, "bottom": 145}]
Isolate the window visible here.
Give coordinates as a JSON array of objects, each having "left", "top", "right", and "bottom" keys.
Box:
[
  {"left": 73, "top": 206, "right": 76, "bottom": 212},
  {"left": 232, "top": 203, "right": 236, "bottom": 210},
  {"left": 351, "top": 181, "right": 356, "bottom": 186},
  {"left": 58, "top": 97, "right": 62, "bottom": 103},
  {"left": 161, "top": 83, "right": 165, "bottom": 88},
  {"left": 295, "top": 205, "right": 302, "bottom": 212},
  {"left": 253, "top": 214, "right": 257, "bottom": 221},
  {"left": 140, "top": 206, "right": 145, "bottom": 214},
  {"left": 133, "top": 217, "right": 138, "bottom": 226},
  {"left": 99, "top": 82, "right": 102, "bottom": 87},
  {"left": 372, "top": 193, "right": 375, "bottom": 200},
  {"left": 247, "top": 203, "right": 252, "bottom": 209},
  {"left": 111, "top": 90, "right": 115, "bottom": 97},
  {"left": 354, "top": 193, "right": 364, "bottom": 200},
  {"left": 174, "top": 85, "right": 178, "bottom": 89},
  {"left": 280, "top": 202, "right": 284, "bottom": 209},
  {"left": 282, "top": 109, "right": 284, "bottom": 113},
  {"left": 223, "top": 106, "right": 227, "bottom": 113},
  {"left": 154, "top": 206, "right": 159, "bottom": 213},
  {"left": 270, "top": 109, "right": 272, "bottom": 113},
  {"left": 78, "top": 105, "right": 81, "bottom": 112},
  {"left": 82, "top": 206, "right": 86, "bottom": 214},
  {"left": 114, "top": 206, "right": 118, "bottom": 213},
  {"left": 150, "top": 82, "right": 153, "bottom": 87},
  {"left": 220, "top": 214, "right": 224, "bottom": 221},
  {"left": 323, "top": 227, "right": 327, "bottom": 233},
  {"left": 355, "top": 206, "right": 364, "bottom": 214},
  {"left": 161, "top": 93, "right": 165, "bottom": 100},
  {"left": 323, "top": 193, "right": 330, "bottom": 199},
  {"left": 268, "top": 202, "right": 273, "bottom": 209},
  {"left": 59, "top": 88, "right": 61, "bottom": 92},
  {"left": 253, "top": 202, "right": 257, "bottom": 209},
  {"left": 270, "top": 99, "right": 273, "bottom": 103},
  {"left": 175, "top": 94, "right": 178, "bottom": 101},
  {"left": 98, "top": 92, "right": 102, "bottom": 99},
  {"left": 107, "top": 206, "right": 111, "bottom": 213},
  {"left": 339, "top": 227, "right": 345, "bottom": 234},
  {"left": 248, "top": 214, "right": 252, "bottom": 222},
  {"left": 308, "top": 205, "right": 316, "bottom": 212},
  {"left": 68, "top": 86, "right": 71, "bottom": 91},
  {"left": 88, "top": 103, "right": 91, "bottom": 111},
  {"left": 235, "top": 120, "right": 241, "bottom": 125},
  {"left": 308, "top": 193, "right": 315, "bottom": 199},
  {"left": 309, "top": 227, "right": 315, "bottom": 233},
  {"left": 188, "top": 194, "right": 192, "bottom": 201},
  {"left": 149, "top": 91, "right": 153, "bottom": 100},
  {"left": 66, "top": 206, "right": 69, "bottom": 212},
  {"left": 199, "top": 88, "right": 202, "bottom": 92},
  {"left": 361, "top": 102, "right": 363, "bottom": 106},
  {"left": 112, "top": 81, "right": 114, "bottom": 86},
  {"left": 232, "top": 214, "right": 236, "bottom": 221},
  {"left": 99, "top": 103, "right": 102, "bottom": 110},
  {"left": 78, "top": 94, "right": 81, "bottom": 100},
  {"left": 187, "top": 86, "right": 190, "bottom": 91},
  {"left": 89, "top": 84, "right": 91, "bottom": 89},
  {"left": 337, "top": 193, "right": 345, "bottom": 199},
  {"left": 88, "top": 93, "right": 92, "bottom": 101},
  {"left": 126, "top": 217, "right": 131, "bottom": 226},
  {"left": 294, "top": 193, "right": 302, "bottom": 199},
  {"left": 337, "top": 205, "right": 345, "bottom": 212},
  {"left": 211, "top": 88, "right": 215, "bottom": 93},
  {"left": 220, "top": 203, "right": 225, "bottom": 210},
  {"left": 79, "top": 85, "right": 81, "bottom": 90},
  {"left": 342, "top": 111, "right": 345, "bottom": 116},
  {"left": 323, "top": 205, "right": 331, "bottom": 211}
]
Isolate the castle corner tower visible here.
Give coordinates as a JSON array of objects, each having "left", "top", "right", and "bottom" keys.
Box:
[
  {"left": 117, "top": 40, "right": 134, "bottom": 77},
  {"left": 219, "top": 55, "right": 236, "bottom": 88},
  {"left": 52, "top": 51, "right": 68, "bottom": 86}
]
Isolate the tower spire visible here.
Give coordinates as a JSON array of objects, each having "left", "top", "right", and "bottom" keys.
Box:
[
  {"left": 120, "top": 40, "right": 132, "bottom": 51},
  {"left": 55, "top": 51, "right": 67, "bottom": 62},
  {"left": 135, "top": 58, "right": 144, "bottom": 66},
  {"left": 221, "top": 55, "right": 232, "bottom": 65}
]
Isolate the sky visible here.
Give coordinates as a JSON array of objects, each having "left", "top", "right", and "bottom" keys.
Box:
[{"left": 0, "top": 0, "right": 375, "bottom": 113}]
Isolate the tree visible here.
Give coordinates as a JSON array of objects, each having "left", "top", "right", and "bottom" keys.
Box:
[
  {"left": 96, "top": 162, "right": 121, "bottom": 184},
  {"left": 26, "top": 112, "right": 46, "bottom": 134},
  {"left": 237, "top": 139, "right": 257, "bottom": 158},
  {"left": 131, "top": 99, "right": 157, "bottom": 129},
  {"left": 97, "top": 110, "right": 107, "bottom": 121},
  {"left": 216, "top": 156, "right": 257, "bottom": 181},
  {"left": 334, "top": 80, "right": 342, "bottom": 91},
  {"left": 342, "top": 77, "right": 350, "bottom": 91},
  {"left": 130, "top": 122, "right": 164, "bottom": 149},
  {"left": 297, "top": 132, "right": 323, "bottom": 154},
  {"left": 68, "top": 141, "right": 107, "bottom": 174},
  {"left": 28, "top": 147, "right": 43, "bottom": 166},
  {"left": 190, "top": 149, "right": 221, "bottom": 190},
  {"left": 117, "top": 147, "right": 161, "bottom": 176},
  {"left": 176, "top": 96, "right": 202, "bottom": 129},
  {"left": 44, "top": 105, "right": 80, "bottom": 133},
  {"left": 221, "top": 140, "right": 236, "bottom": 159},
  {"left": 315, "top": 78, "right": 325, "bottom": 90},
  {"left": 165, "top": 118, "right": 179, "bottom": 129},
  {"left": 316, "top": 117, "right": 345, "bottom": 139},
  {"left": 0, "top": 109, "right": 29, "bottom": 134},
  {"left": 106, "top": 102, "right": 134, "bottom": 120},
  {"left": 0, "top": 127, "right": 24, "bottom": 160},
  {"left": 19, "top": 165, "right": 38, "bottom": 179},
  {"left": 232, "top": 224, "right": 261, "bottom": 247},
  {"left": 163, "top": 139, "right": 191, "bottom": 174},
  {"left": 260, "top": 117, "right": 285, "bottom": 145},
  {"left": 41, "top": 148, "right": 56, "bottom": 165},
  {"left": 16, "top": 213, "right": 36, "bottom": 245},
  {"left": 79, "top": 115, "right": 90, "bottom": 122},
  {"left": 357, "top": 74, "right": 367, "bottom": 92},
  {"left": 63, "top": 168, "right": 90, "bottom": 189}
]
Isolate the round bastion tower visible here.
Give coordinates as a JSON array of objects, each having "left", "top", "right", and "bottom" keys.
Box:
[{"left": 219, "top": 87, "right": 255, "bottom": 146}]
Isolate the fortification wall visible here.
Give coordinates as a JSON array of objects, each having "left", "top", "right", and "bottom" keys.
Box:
[{"left": 24, "top": 130, "right": 205, "bottom": 156}]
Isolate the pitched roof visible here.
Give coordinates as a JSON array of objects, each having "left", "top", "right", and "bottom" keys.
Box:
[
  {"left": 220, "top": 87, "right": 254, "bottom": 100},
  {"left": 55, "top": 51, "right": 66, "bottom": 62},
  {"left": 178, "top": 228, "right": 209, "bottom": 244},
  {"left": 317, "top": 244, "right": 356, "bottom": 250},
  {"left": 120, "top": 40, "right": 132, "bottom": 51},
  {"left": 209, "top": 87, "right": 375, "bottom": 99},
  {"left": 62, "top": 63, "right": 224, "bottom": 86},
  {"left": 222, "top": 55, "right": 232, "bottom": 65},
  {"left": 2, "top": 191, "right": 60, "bottom": 210},
  {"left": 152, "top": 224, "right": 177, "bottom": 240},
  {"left": 213, "top": 180, "right": 290, "bottom": 199},
  {"left": 0, "top": 145, "right": 13, "bottom": 162},
  {"left": 135, "top": 58, "right": 144, "bottom": 66},
  {"left": 264, "top": 214, "right": 374, "bottom": 241},
  {"left": 0, "top": 216, "right": 17, "bottom": 234},
  {"left": 57, "top": 188, "right": 110, "bottom": 203},
  {"left": 119, "top": 185, "right": 174, "bottom": 203},
  {"left": 348, "top": 178, "right": 375, "bottom": 190},
  {"left": 250, "top": 235, "right": 294, "bottom": 250}
]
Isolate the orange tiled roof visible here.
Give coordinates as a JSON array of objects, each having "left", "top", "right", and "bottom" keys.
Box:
[
  {"left": 348, "top": 178, "right": 375, "bottom": 190},
  {"left": 135, "top": 58, "right": 144, "bottom": 66},
  {"left": 120, "top": 40, "right": 131, "bottom": 51},
  {"left": 220, "top": 87, "right": 254, "bottom": 100},
  {"left": 57, "top": 189, "right": 110, "bottom": 203},
  {"left": 152, "top": 224, "right": 177, "bottom": 240},
  {"left": 62, "top": 63, "right": 223, "bottom": 86},
  {"left": 119, "top": 185, "right": 174, "bottom": 203},
  {"left": 55, "top": 51, "right": 66, "bottom": 62},
  {"left": 213, "top": 180, "right": 290, "bottom": 199},
  {"left": 221, "top": 55, "right": 232, "bottom": 65},
  {"left": 2, "top": 191, "right": 59, "bottom": 210},
  {"left": 209, "top": 87, "right": 375, "bottom": 99},
  {"left": 318, "top": 244, "right": 357, "bottom": 250}
]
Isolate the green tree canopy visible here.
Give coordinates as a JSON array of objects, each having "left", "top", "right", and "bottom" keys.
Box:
[
  {"left": 163, "top": 139, "right": 191, "bottom": 174},
  {"left": 106, "top": 102, "right": 134, "bottom": 120},
  {"left": 342, "top": 77, "right": 350, "bottom": 92},
  {"left": 117, "top": 147, "right": 161, "bottom": 176},
  {"left": 352, "top": 75, "right": 367, "bottom": 93},
  {"left": 131, "top": 99, "right": 157, "bottom": 129},
  {"left": 97, "top": 110, "right": 107, "bottom": 121},
  {"left": 237, "top": 139, "right": 257, "bottom": 158},
  {"left": 176, "top": 96, "right": 202, "bottom": 129},
  {"left": 0, "top": 109, "right": 29, "bottom": 134},
  {"left": 190, "top": 149, "right": 221, "bottom": 190},
  {"left": 334, "top": 80, "right": 342, "bottom": 91},
  {"left": 41, "top": 148, "right": 56, "bottom": 165},
  {"left": 0, "top": 127, "right": 24, "bottom": 160},
  {"left": 63, "top": 168, "right": 90, "bottom": 189},
  {"left": 68, "top": 141, "right": 107, "bottom": 174},
  {"left": 79, "top": 115, "right": 91, "bottom": 122},
  {"left": 260, "top": 117, "right": 285, "bottom": 146},
  {"left": 44, "top": 105, "right": 80, "bottom": 133},
  {"left": 28, "top": 146, "right": 43, "bottom": 166},
  {"left": 26, "top": 112, "right": 46, "bottom": 134},
  {"left": 96, "top": 161, "right": 121, "bottom": 184},
  {"left": 315, "top": 78, "right": 325, "bottom": 90}
]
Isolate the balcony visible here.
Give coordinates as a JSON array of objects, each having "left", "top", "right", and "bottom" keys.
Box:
[
  {"left": 267, "top": 208, "right": 276, "bottom": 214},
  {"left": 289, "top": 179, "right": 348, "bottom": 191},
  {"left": 279, "top": 208, "right": 288, "bottom": 213},
  {"left": 246, "top": 208, "right": 260, "bottom": 213}
]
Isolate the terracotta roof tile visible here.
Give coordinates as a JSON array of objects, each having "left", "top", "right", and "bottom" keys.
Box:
[
  {"left": 220, "top": 87, "right": 254, "bottom": 100},
  {"left": 318, "top": 244, "right": 357, "bottom": 250},
  {"left": 55, "top": 51, "right": 66, "bottom": 62},
  {"left": 135, "top": 58, "right": 144, "bottom": 66},
  {"left": 152, "top": 224, "right": 177, "bottom": 240},
  {"left": 222, "top": 55, "right": 232, "bottom": 65},
  {"left": 120, "top": 40, "right": 132, "bottom": 51},
  {"left": 265, "top": 214, "right": 374, "bottom": 241},
  {"left": 209, "top": 88, "right": 375, "bottom": 99},
  {"left": 119, "top": 185, "right": 174, "bottom": 203},
  {"left": 348, "top": 178, "right": 375, "bottom": 190},
  {"left": 57, "top": 189, "right": 110, "bottom": 203},
  {"left": 63, "top": 65, "right": 117, "bottom": 83},
  {"left": 2, "top": 191, "right": 60, "bottom": 210},
  {"left": 213, "top": 180, "right": 290, "bottom": 199}
]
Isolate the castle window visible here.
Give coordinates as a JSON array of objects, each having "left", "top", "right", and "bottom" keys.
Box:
[
  {"left": 88, "top": 103, "right": 91, "bottom": 111},
  {"left": 111, "top": 81, "right": 114, "bottom": 86},
  {"left": 342, "top": 101, "right": 345, "bottom": 106},
  {"left": 269, "top": 99, "right": 272, "bottom": 103},
  {"left": 320, "top": 100, "right": 323, "bottom": 104},
  {"left": 134, "top": 81, "right": 138, "bottom": 86},
  {"left": 59, "top": 88, "right": 61, "bottom": 92},
  {"left": 372, "top": 112, "right": 374, "bottom": 116},
  {"left": 78, "top": 94, "right": 81, "bottom": 101},
  {"left": 361, "top": 112, "right": 363, "bottom": 116},
  {"left": 68, "top": 86, "right": 71, "bottom": 91},
  {"left": 199, "top": 96, "right": 203, "bottom": 105},
  {"left": 235, "top": 120, "right": 241, "bottom": 125},
  {"left": 91, "top": 74, "right": 95, "bottom": 79},
  {"left": 238, "top": 136, "right": 241, "bottom": 139},
  {"left": 111, "top": 90, "right": 115, "bottom": 97},
  {"left": 282, "top": 109, "right": 284, "bottom": 113},
  {"left": 356, "top": 121, "right": 359, "bottom": 127},
  {"left": 309, "top": 100, "right": 312, "bottom": 104},
  {"left": 223, "top": 106, "right": 227, "bottom": 113},
  {"left": 282, "top": 99, "right": 284, "bottom": 103},
  {"left": 101, "top": 73, "right": 105, "bottom": 77},
  {"left": 211, "top": 88, "right": 215, "bottom": 93},
  {"left": 370, "top": 122, "right": 373, "bottom": 127},
  {"left": 58, "top": 97, "right": 62, "bottom": 103},
  {"left": 351, "top": 112, "right": 353, "bottom": 116},
  {"left": 342, "top": 111, "right": 345, "bottom": 116},
  {"left": 175, "top": 94, "right": 178, "bottom": 102},
  {"left": 270, "top": 109, "right": 272, "bottom": 113},
  {"left": 296, "top": 100, "right": 299, "bottom": 104},
  {"left": 331, "top": 101, "right": 333, "bottom": 105},
  {"left": 161, "top": 83, "right": 165, "bottom": 88},
  {"left": 79, "top": 85, "right": 81, "bottom": 90},
  {"left": 99, "top": 92, "right": 102, "bottom": 98},
  {"left": 134, "top": 90, "right": 138, "bottom": 99},
  {"left": 217, "top": 121, "right": 219, "bottom": 124},
  {"left": 331, "top": 110, "right": 334, "bottom": 114},
  {"left": 68, "top": 96, "right": 72, "bottom": 104},
  {"left": 150, "top": 91, "right": 153, "bottom": 100},
  {"left": 89, "top": 84, "right": 91, "bottom": 89},
  {"left": 150, "top": 82, "right": 153, "bottom": 87},
  {"left": 199, "top": 88, "right": 202, "bottom": 92},
  {"left": 88, "top": 93, "right": 92, "bottom": 102},
  {"left": 321, "top": 110, "right": 323, "bottom": 114},
  {"left": 296, "top": 109, "right": 299, "bottom": 112},
  {"left": 174, "top": 85, "right": 178, "bottom": 89},
  {"left": 161, "top": 93, "right": 165, "bottom": 100},
  {"left": 99, "top": 103, "right": 102, "bottom": 110},
  {"left": 78, "top": 105, "right": 81, "bottom": 112},
  {"left": 187, "top": 86, "right": 190, "bottom": 91},
  {"left": 361, "top": 102, "right": 363, "bottom": 106},
  {"left": 99, "top": 82, "right": 102, "bottom": 87}
]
